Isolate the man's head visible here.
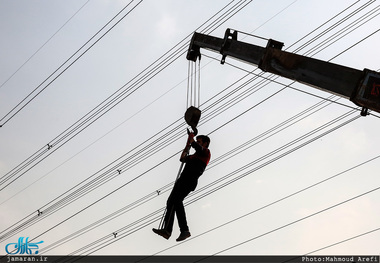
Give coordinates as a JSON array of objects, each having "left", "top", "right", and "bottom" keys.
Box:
[{"left": 196, "top": 135, "right": 210, "bottom": 148}]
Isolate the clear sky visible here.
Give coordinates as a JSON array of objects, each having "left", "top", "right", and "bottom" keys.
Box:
[{"left": 1, "top": 0, "right": 380, "bottom": 257}]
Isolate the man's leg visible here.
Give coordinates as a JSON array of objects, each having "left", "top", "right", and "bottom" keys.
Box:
[
  {"left": 173, "top": 180, "right": 193, "bottom": 241},
  {"left": 153, "top": 179, "right": 194, "bottom": 241},
  {"left": 164, "top": 180, "right": 192, "bottom": 233},
  {"left": 162, "top": 188, "right": 178, "bottom": 234},
  {"left": 152, "top": 184, "right": 180, "bottom": 240},
  {"left": 174, "top": 189, "right": 191, "bottom": 232}
]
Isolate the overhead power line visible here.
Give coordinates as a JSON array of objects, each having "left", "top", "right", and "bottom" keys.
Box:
[
  {"left": 289, "top": 0, "right": 374, "bottom": 53},
  {"left": 330, "top": 27, "right": 380, "bottom": 61},
  {"left": 0, "top": 0, "right": 374, "bottom": 248},
  {"left": 305, "top": 227, "right": 380, "bottom": 255},
  {"left": 60, "top": 112, "right": 361, "bottom": 256},
  {"left": 151, "top": 153, "right": 380, "bottom": 256},
  {"left": 50, "top": 1, "right": 380, "bottom": 254},
  {"left": 24, "top": 106, "right": 360, "bottom": 253},
  {"left": 0, "top": 0, "right": 90, "bottom": 91},
  {"left": 0, "top": 0, "right": 255, "bottom": 241},
  {"left": 2, "top": 0, "right": 378, "bottom": 256},
  {"left": 209, "top": 185, "right": 380, "bottom": 256},
  {"left": 0, "top": 0, "right": 252, "bottom": 191},
  {"left": 0, "top": 0, "right": 142, "bottom": 127},
  {"left": 36, "top": 93, "right": 352, "bottom": 254}
]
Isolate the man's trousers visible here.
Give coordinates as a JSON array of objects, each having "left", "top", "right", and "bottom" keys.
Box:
[{"left": 163, "top": 177, "right": 196, "bottom": 233}]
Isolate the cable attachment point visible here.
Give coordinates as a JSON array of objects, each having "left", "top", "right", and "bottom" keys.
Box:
[
  {"left": 156, "top": 190, "right": 161, "bottom": 195},
  {"left": 113, "top": 232, "right": 117, "bottom": 238},
  {"left": 360, "top": 107, "right": 369, "bottom": 116},
  {"left": 117, "top": 169, "right": 122, "bottom": 175},
  {"left": 37, "top": 209, "right": 43, "bottom": 216},
  {"left": 47, "top": 144, "right": 52, "bottom": 150}
]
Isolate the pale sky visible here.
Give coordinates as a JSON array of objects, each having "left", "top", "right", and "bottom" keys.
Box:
[{"left": 1, "top": 0, "right": 380, "bottom": 257}]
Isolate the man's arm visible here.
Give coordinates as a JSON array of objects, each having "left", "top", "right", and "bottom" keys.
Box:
[{"left": 180, "top": 133, "right": 195, "bottom": 162}]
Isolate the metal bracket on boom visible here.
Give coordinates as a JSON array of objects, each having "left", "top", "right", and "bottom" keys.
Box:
[
  {"left": 258, "top": 39, "right": 284, "bottom": 72},
  {"left": 221, "top": 29, "right": 238, "bottom": 64}
]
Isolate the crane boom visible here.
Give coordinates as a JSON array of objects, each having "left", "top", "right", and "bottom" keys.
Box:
[{"left": 187, "top": 29, "right": 380, "bottom": 115}]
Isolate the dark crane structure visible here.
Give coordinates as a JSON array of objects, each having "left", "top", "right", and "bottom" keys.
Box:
[{"left": 187, "top": 29, "right": 380, "bottom": 116}]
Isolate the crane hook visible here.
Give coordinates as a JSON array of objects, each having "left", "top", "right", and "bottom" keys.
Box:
[{"left": 184, "top": 106, "right": 200, "bottom": 136}]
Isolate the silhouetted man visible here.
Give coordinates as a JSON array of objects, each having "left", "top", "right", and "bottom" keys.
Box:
[{"left": 153, "top": 132, "right": 211, "bottom": 241}]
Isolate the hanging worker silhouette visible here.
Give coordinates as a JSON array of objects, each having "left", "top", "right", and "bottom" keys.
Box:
[{"left": 153, "top": 127, "right": 211, "bottom": 242}]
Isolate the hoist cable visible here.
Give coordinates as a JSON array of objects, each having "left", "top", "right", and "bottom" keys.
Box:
[
  {"left": 3, "top": 0, "right": 255, "bottom": 241},
  {"left": 3, "top": 87, "right": 358, "bottom": 245},
  {"left": 198, "top": 60, "right": 201, "bottom": 108},
  {"left": 43, "top": 1, "right": 380, "bottom": 255},
  {"left": 2, "top": 0, "right": 376, "bottom": 250},
  {"left": 37, "top": 92, "right": 342, "bottom": 254},
  {"left": 0, "top": 0, "right": 252, "bottom": 190},
  {"left": 0, "top": 0, "right": 368, "bottom": 241},
  {"left": 40, "top": 107, "right": 360, "bottom": 251},
  {"left": 0, "top": 0, "right": 248, "bottom": 190},
  {"left": 58, "top": 3, "right": 380, "bottom": 251},
  {"left": 32, "top": 91, "right": 346, "bottom": 254},
  {"left": 186, "top": 60, "right": 191, "bottom": 109},
  {"left": 3, "top": 2, "right": 374, "bottom": 255}
]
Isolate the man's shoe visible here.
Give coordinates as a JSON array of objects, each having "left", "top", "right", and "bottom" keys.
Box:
[
  {"left": 152, "top": 228, "right": 171, "bottom": 240},
  {"left": 176, "top": 231, "right": 191, "bottom": 242}
]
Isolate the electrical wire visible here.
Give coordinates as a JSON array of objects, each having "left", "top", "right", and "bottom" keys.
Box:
[
  {"left": 1, "top": 0, "right": 372, "bottom": 245},
  {"left": 305, "top": 4, "right": 380, "bottom": 57},
  {"left": 0, "top": 0, "right": 253, "bottom": 192},
  {"left": 150, "top": 153, "right": 380, "bottom": 256},
  {"left": 62, "top": 112, "right": 361, "bottom": 256},
  {"left": 0, "top": 0, "right": 90, "bottom": 91},
  {"left": 304, "top": 227, "right": 380, "bottom": 256},
  {"left": 2, "top": 0, "right": 372, "bottom": 196},
  {"left": 0, "top": 0, "right": 142, "bottom": 127},
  {"left": 289, "top": 0, "right": 374, "bottom": 53},
  {"left": 208, "top": 185, "right": 380, "bottom": 257},
  {"left": 54, "top": 6, "right": 380, "bottom": 258},
  {"left": 0, "top": 0, "right": 255, "bottom": 241},
  {"left": 330, "top": 27, "right": 380, "bottom": 61},
  {"left": 0, "top": 0, "right": 250, "bottom": 190},
  {"left": 58, "top": 0, "right": 380, "bottom": 256},
  {"left": 0, "top": 0, "right": 143, "bottom": 189},
  {"left": 36, "top": 92, "right": 345, "bottom": 254},
  {"left": 2, "top": 0, "right": 378, "bottom": 256}
]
